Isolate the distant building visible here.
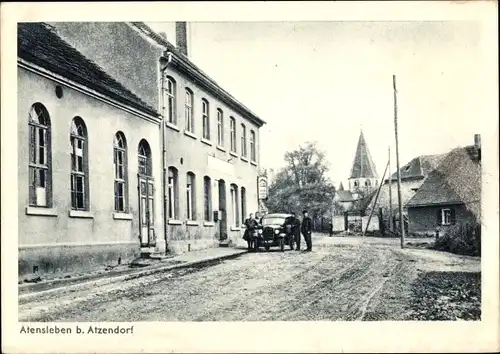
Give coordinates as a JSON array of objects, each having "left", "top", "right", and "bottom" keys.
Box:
[
  {"left": 348, "top": 130, "right": 379, "bottom": 196},
  {"left": 406, "top": 135, "right": 481, "bottom": 236},
  {"left": 366, "top": 153, "right": 447, "bottom": 218},
  {"left": 332, "top": 130, "right": 379, "bottom": 218},
  {"left": 332, "top": 182, "right": 354, "bottom": 215}
]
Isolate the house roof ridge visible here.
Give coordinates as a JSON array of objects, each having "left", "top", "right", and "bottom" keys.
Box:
[
  {"left": 128, "top": 22, "right": 266, "bottom": 126},
  {"left": 19, "top": 22, "right": 157, "bottom": 116}
]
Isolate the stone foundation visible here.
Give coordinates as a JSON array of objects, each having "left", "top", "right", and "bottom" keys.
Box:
[{"left": 18, "top": 242, "right": 139, "bottom": 278}]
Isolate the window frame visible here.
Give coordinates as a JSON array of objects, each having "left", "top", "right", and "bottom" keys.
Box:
[
  {"left": 217, "top": 109, "right": 224, "bottom": 146},
  {"left": 240, "top": 123, "right": 247, "bottom": 157},
  {"left": 28, "top": 103, "right": 52, "bottom": 208},
  {"left": 230, "top": 184, "right": 239, "bottom": 227},
  {"left": 202, "top": 99, "right": 210, "bottom": 140},
  {"left": 138, "top": 140, "right": 152, "bottom": 177},
  {"left": 186, "top": 172, "right": 196, "bottom": 220},
  {"left": 441, "top": 208, "right": 452, "bottom": 226},
  {"left": 113, "top": 132, "right": 128, "bottom": 213},
  {"left": 185, "top": 88, "right": 194, "bottom": 133},
  {"left": 250, "top": 130, "right": 256, "bottom": 162},
  {"left": 204, "top": 176, "right": 212, "bottom": 221},
  {"left": 230, "top": 117, "right": 237, "bottom": 153},
  {"left": 241, "top": 186, "right": 246, "bottom": 223},
  {"left": 70, "top": 117, "right": 89, "bottom": 211},
  {"left": 168, "top": 167, "right": 179, "bottom": 219},
  {"left": 165, "top": 76, "right": 177, "bottom": 125}
]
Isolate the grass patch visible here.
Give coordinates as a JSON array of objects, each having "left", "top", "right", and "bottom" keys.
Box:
[{"left": 406, "top": 271, "right": 481, "bottom": 321}]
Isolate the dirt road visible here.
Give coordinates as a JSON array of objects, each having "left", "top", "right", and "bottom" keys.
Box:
[{"left": 19, "top": 235, "right": 480, "bottom": 322}]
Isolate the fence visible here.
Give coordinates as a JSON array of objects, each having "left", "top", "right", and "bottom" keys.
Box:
[
  {"left": 377, "top": 208, "right": 408, "bottom": 237},
  {"left": 312, "top": 212, "right": 381, "bottom": 234}
]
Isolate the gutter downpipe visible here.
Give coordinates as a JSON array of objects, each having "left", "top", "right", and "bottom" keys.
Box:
[{"left": 159, "top": 51, "right": 173, "bottom": 254}]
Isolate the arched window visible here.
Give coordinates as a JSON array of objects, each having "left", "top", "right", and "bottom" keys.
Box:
[
  {"left": 250, "top": 130, "right": 256, "bottom": 162},
  {"left": 165, "top": 76, "right": 177, "bottom": 124},
  {"left": 230, "top": 183, "right": 239, "bottom": 227},
  {"left": 241, "top": 123, "right": 247, "bottom": 158},
  {"left": 186, "top": 172, "right": 196, "bottom": 220},
  {"left": 202, "top": 99, "right": 210, "bottom": 140},
  {"left": 70, "top": 117, "right": 89, "bottom": 210},
  {"left": 353, "top": 181, "right": 358, "bottom": 188},
  {"left": 28, "top": 103, "right": 52, "bottom": 207},
  {"left": 241, "top": 187, "right": 247, "bottom": 221},
  {"left": 204, "top": 176, "right": 212, "bottom": 221},
  {"left": 138, "top": 139, "right": 152, "bottom": 176},
  {"left": 230, "top": 117, "right": 236, "bottom": 153},
  {"left": 168, "top": 167, "right": 179, "bottom": 219},
  {"left": 185, "top": 88, "right": 194, "bottom": 133},
  {"left": 217, "top": 109, "right": 224, "bottom": 146},
  {"left": 114, "top": 132, "right": 128, "bottom": 212},
  {"left": 365, "top": 180, "right": 371, "bottom": 187}
]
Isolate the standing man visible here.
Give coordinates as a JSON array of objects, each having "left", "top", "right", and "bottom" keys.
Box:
[
  {"left": 255, "top": 211, "right": 262, "bottom": 226},
  {"left": 290, "top": 212, "right": 301, "bottom": 251},
  {"left": 244, "top": 213, "right": 258, "bottom": 250},
  {"left": 301, "top": 210, "right": 313, "bottom": 252}
]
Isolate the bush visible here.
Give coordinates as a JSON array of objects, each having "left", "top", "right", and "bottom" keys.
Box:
[{"left": 434, "top": 223, "right": 481, "bottom": 256}]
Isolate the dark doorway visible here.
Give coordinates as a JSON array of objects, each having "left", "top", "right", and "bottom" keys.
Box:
[{"left": 218, "top": 179, "right": 227, "bottom": 241}]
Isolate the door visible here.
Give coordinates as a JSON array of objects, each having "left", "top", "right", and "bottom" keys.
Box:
[
  {"left": 218, "top": 179, "right": 227, "bottom": 241},
  {"left": 138, "top": 174, "right": 156, "bottom": 247}
]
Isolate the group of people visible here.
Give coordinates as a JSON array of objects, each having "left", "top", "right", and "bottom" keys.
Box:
[
  {"left": 242, "top": 212, "right": 262, "bottom": 248},
  {"left": 242, "top": 210, "right": 313, "bottom": 252},
  {"left": 285, "top": 210, "right": 313, "bottom": 252}
]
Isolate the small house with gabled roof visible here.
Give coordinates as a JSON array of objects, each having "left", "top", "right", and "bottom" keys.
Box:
[
  {"left": 366, "top": 152, "right": 447, "bottom": 218},
  {"left": 406, "top": 135, "right": 481, "bottom": 236}
]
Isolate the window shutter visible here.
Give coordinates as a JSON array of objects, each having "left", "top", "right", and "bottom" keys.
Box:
[
  {"left": 29, "top": 126, "right": 35, "bottom": 164},
  {"left": 437, "top": 209, "right": 442, "bottom": 225},
  {"left": 450, "top": 208, "right": 456, "bottom": 225}
]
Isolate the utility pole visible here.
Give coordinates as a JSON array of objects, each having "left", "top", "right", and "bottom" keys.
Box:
[
  {"left": 363, "top": 160, "right": 389, "bottom": 236},
  {"left": 388, "top": 146, "right": 393, "bottom": 233},
  {"left": 393, "top": 74, "right": 405, "bottom": 248}
]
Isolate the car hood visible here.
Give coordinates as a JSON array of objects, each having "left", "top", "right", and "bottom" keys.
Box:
[{"left": 262, "top": 224, "right": 284, "bottom": 228}]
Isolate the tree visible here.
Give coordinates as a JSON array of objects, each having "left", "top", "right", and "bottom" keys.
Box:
[{"left": 266, "top": 142, "right": 336, "bottom": 218}]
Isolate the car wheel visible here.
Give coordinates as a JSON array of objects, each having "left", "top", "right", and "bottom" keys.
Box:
[{"left": 280, "top": 238, "right": 285, "bottom": 252}]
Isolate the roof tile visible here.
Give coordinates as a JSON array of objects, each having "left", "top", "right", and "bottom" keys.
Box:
[{"left": 18, "top": 22, "right": 157, "bottom": 116}]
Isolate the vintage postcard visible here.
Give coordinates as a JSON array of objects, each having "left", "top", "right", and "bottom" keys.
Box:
[{"left": 1, "top": 1, "right": 499, "bottom": 353}]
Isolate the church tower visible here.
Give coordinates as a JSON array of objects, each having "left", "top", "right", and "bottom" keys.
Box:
[{"left": 348, "top": 130, "right": 379, "bottom": 193}]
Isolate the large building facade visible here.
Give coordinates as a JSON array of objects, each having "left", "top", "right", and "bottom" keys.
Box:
[
  {"left": 160, "top": 48, "right": 264, "bottom": 252},
  {"left": 18, "top": 23, "right": 163, "bottom": 276},
  {"left": 18, "top": 22, "right": 265, "bottom": 277}
]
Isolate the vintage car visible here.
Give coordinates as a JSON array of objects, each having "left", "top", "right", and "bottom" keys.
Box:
[{"left": 254, "top": 213, "right": 296, "bottom": 252}]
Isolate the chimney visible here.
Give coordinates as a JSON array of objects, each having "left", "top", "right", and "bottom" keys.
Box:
[
  {"left": 176, "top": 22, "right": 188, "bottom": 56},
  {"left": 474, "top": 134, "right": 481, "bottom": 149},
  {"left": 158, "top": 31, "right": 167, "bottom": 41},
  {"left": 473, "top": 134, "right": 481, "bottom": 162}
]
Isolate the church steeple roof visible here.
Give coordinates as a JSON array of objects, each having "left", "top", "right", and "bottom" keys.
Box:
[
  {"left": 349, "top": 130, "right": 378, "bottom": 179},
  {"left": 338, "top": 182, "right": 344, "bottom": 191}
]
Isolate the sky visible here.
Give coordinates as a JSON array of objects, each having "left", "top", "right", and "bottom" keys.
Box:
[{"left": 148, "top": 21, "right": 482, "bottom": 188}]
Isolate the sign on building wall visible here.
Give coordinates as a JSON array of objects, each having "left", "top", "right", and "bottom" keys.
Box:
[
  {"left": 257, "top": 176, "right": 268, "bottom": 200},
  {"left": 207, "top": 154, "right": 235, "bottom": 177}
]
